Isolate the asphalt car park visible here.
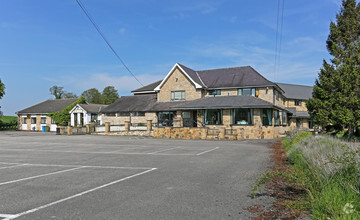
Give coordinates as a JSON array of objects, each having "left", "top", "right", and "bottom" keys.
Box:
[{"left": 0, "top": 131, "right": 274, "bottom": 219}]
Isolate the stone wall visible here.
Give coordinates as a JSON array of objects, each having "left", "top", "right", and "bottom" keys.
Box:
[
  {"left": 157, "top": 67, "right": 203, "bottom": 101},
  {"left": 287, "top": 99, "right": 308, "bottom": 111}
]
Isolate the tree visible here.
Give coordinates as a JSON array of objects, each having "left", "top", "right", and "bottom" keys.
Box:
[
  {"left": 49, "top": 86, "right": 65, "bottom": 99},
  {"left": 81, "top": 88, "right": 102, "bottom": 104},
  {"left": 307, "top": 0, "right": 360, "bottom": 134},
  {"left": 101, "top": 86, "right": 119, "bottom": 104},
  {"left": 48, "top": 97, "right": 86, "bottom": 125},
  {"left": 0, "top": 78, "right": 5, "bottom": 100}
]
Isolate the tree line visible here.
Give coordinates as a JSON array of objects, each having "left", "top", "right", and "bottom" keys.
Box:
[{"left": 49, "top": 85, "right": 119, "bottom": 105}]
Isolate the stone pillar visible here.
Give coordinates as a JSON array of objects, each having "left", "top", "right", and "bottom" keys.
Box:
[
  {"left": 147, "top": 120, "right": 152, "bottom": 131},
  {"left": 105, "top": 122, "right": 110, "bottom": 133},
  {"left": 36, "top": 115, "right": 41, "bottom": 131},
  {"left": 86, "top": 124, "right": 91, "bottom": 134},
  {"left": 173, "top": 111, "right": 183, "bottom": 127},
  {"left": 218, "top": 128, "right": 225, "bottom": 140},
  {"left": 67, "top": 126, "right": 73, "bottom": 135},
  {"left": 27, "top": 115, "right": 31, "bottom": 131},
  {"left": 124, "top": 121, "right": 130, "bottom": 132}
]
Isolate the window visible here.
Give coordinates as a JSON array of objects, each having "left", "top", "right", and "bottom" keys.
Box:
[
  {"left": 238, "top": 88, "right": 257, "bottom": 97},
  {"left": 275, "top": 90, "right": 280, "bottom": 101},
  {"left": 23, "top": 117, "right": 27, "bottom": 124},
  {"left": 51, "top": 118, "right": 56, "bottom": 124},
  {"left": 262, "top": 109, "right": 272, "bottom": 126},
  {"left": 295, "top": 100, "right": 302, "bottom": 106},
  {"left": 106, "top": 113, "right": 115, "bottom": 117},
  {"left": 91, "top": 114, "right": 98, "bottom": 122},
  {"left": 208, "top": 90, "right": 221, "bottom": 96},
  {"left": 31, "top": 117, "right": 36, "bottom": 124},
  {"left": 171, "top": 91, "right": 185, "bottom": 100},
  {"left": 232, "top": 109, "right": 253, "bottom": 125},
  {"left": 41, "top": 117, "right": 46, "bottom": 124},
  {"left": 274, "top": 110, "right": 280, "bottom": 126},
  {"left": 282, "top": 112, "right": 287, "bottom": 125},
  {"left": 132, "top": 112, "right": 145, "bottom": 116},
  {"left": 118, "top": 112, "right": 130, "bottom": 116},
  {"left": 158, "top": 112, "right": 174, "bottom": 126},
  {"left": 204, "top": 109, "right": 222, "bottom": 125}
]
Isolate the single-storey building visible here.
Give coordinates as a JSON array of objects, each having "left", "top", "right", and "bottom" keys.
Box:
[
  {"left": 69, "top": 103, "right": 108, "bottom": 126},
  {"left": 17, "top": 98, "right": 78, "bottom": 132}
]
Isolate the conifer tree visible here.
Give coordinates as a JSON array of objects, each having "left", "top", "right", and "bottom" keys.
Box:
[{"left": 307, "top": 0, "right": 360, "bottom": 134}]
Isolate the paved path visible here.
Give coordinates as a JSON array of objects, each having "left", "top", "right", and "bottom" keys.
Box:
[{"left": 0, "top": 131, "right": 274, "bottom": 219}]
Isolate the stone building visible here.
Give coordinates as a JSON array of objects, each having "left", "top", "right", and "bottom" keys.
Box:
[
  {"left": 16, "top": 98, "right": 78, "bottom": 132},
  {"left": 101, "top": 63, "right": 313, "bottom": 139}
]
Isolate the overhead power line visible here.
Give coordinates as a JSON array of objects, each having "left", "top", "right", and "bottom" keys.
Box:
[
  {"left": 274, "top": 0, "right": 285, "bottom": 81},
  {"left": 75, "top": 0, "right": 144, "bottom": 86}
]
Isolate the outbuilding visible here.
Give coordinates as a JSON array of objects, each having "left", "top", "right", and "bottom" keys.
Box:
[{"left": 69, "top": 103, "right": 107, "bottom": 126}]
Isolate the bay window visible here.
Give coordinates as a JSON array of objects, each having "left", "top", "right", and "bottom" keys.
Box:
[
  {"left": 204, "top": 109, "right": 222, "bottom": 125},
  {"left": 232, "top": 109, "right": 253, "bottom": 125},
  {"left": 262, "top": 109, "right": 272, "bottom": 126}
]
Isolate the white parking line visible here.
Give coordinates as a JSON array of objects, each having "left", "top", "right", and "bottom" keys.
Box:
[
  {"left": 0, "top": 164, "right": 25, "bottom": 170},
  {"left": 0, "top": 167, "right": 83, "bottom": 186},
  {"left": 0, "top": 162, "right": 153, "bottom": 170},
  {"left": 0, "top": 148, "right": 196, "bottom": 156},
  {"left": 148, "top": 147, "right": 180, "bottom": 154},
  {"left": 4, "top": 168, "right": 157, "bottom": 220},
  {"left": 0, "top": 214, "right": 17, "bottom": 218},
  {"left": 196, "top": 147, "right": 219, "bottom": 155}
]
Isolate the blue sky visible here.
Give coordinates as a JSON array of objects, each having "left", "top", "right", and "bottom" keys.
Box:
[{"left": 0, "top": 0, "right": 341, "bottom": 115}]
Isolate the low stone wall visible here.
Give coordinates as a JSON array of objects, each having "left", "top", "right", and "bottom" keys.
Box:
[
  {"left": 153, "top": 126, "right": 289, "bottom": 140},
  {"left": 95, "top": 130, "right": 153, "bottom": 137}
]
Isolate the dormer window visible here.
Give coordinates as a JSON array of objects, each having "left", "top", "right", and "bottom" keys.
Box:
[
  {"left": 171, "top": 91, "right": 185, "bottom": 100},
  {"left": 295, "top": 100, "right": 302, "bottom": 106},
  {"left": 209, "top": 90, "right": 221, "bottom": 96},
  {"left": 238, "top": 88, "right": 258, "bottom": 97}
]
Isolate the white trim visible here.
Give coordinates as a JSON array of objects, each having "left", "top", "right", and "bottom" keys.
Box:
[
  {"left": 69, "top": 104, "right": 87, "bottom": 114},
  {"left": 132, "top": 90, "right": 157, "bottom": 94},
  {"left": 154, "top": 63, "right": 203, "bottom": 91}
]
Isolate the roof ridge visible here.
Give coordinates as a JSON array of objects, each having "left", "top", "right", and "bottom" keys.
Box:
[
  {"left": 197, "top": 65, "right": 251, "bottom": 72},
  {"left": 276, "top": 82, "right": 314, "bottom": 88}
]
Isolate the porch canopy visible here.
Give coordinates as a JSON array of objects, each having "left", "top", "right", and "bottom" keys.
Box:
[{"left": 170, "top": 95, "right": 290, "bottom": 112}]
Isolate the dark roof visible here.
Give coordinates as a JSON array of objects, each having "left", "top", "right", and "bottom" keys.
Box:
[
  {"left": 177, "top": 63, "right": 206, "bottom": 87},
  {"left": 101, "top": 94, "right": 157, "bottom": 113},
  {"left": 276, "top": 83, "right": 313, "bottom": 100},
  {"left": 171, "top": 96, "right": 289, "bottom": 111},
  {"left": 79, "top": 104, "right": 108, "bottom": 113},
  {"left": 287, "top": 108, "right": 310, "bottom": 118},
  {"left": 197, "top": 66, "right": 276, "bottom": 88},
  {"left": 131, "top": 80, "right": 162, "bottom": 93},
  {"left": 17, "top": 98, "right": 78, "bottom": 114}
]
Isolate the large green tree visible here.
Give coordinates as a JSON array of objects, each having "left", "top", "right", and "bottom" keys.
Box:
[
  {"left": 81, "top": 88, "right": 102, "bottom": 104},
  {"left": 101, "top": 86, "right": 119, "bottom": 104},
  {"left": 49, "top": 85, "right": 78, "bottom": 99},
  {"left": 307, "top": 0, "right": 360, "bottom": 134}
]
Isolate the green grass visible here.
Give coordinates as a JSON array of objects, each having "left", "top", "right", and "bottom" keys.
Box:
[
  {"left": 254, "top": 132, "right": 360, "bottom": 219},
  {"left": 0, "top": 116, "right": 17, "bottom": 124}
]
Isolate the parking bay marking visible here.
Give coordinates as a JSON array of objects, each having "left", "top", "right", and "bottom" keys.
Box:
[{"left": 4, "top": 168, "right": 157, "bottom": 220}]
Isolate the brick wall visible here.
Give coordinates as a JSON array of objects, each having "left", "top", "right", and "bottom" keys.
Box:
[{"left": 102, "top": 112, "right": 157, "bottom": 125}]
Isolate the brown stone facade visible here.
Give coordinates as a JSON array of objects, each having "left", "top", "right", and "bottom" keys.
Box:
[
  {"left": 102, "top": 112, "right": 157, "bottom": 125},
  {"left": 157, "top": 67, "right": 203, "bottom": 101}
]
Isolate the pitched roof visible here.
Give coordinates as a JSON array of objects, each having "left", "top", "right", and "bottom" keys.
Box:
[
  {"left": 17, "top": 98, "right": 78, "bottom": 114},
  {"left": 177, "top": 63, "right": 206, "bottom": 87},
  {"left": 197, "top": 66, "right": 277, "bottom": 88},
  {"left": 171, "top": 96, "right": 289, "bottom": 112},
  {"left": 78, "top": 104, "right": 108, "bottom": 113},
  {"left": 287, "top": 108, "right": 310, "bottom": 118},
  {"left": 101, "top": 94, "right": 157, "bottom": 113},
  {"left": 131, "top": 80, "right": 162, "bottom": 93},
  {"left": 276, "top": 83, "right": 313, "bottom": 100}
]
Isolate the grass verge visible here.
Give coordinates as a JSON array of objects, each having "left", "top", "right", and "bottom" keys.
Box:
[{"left": 252, "top": 132, "right": 360, "bottom": 219}]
